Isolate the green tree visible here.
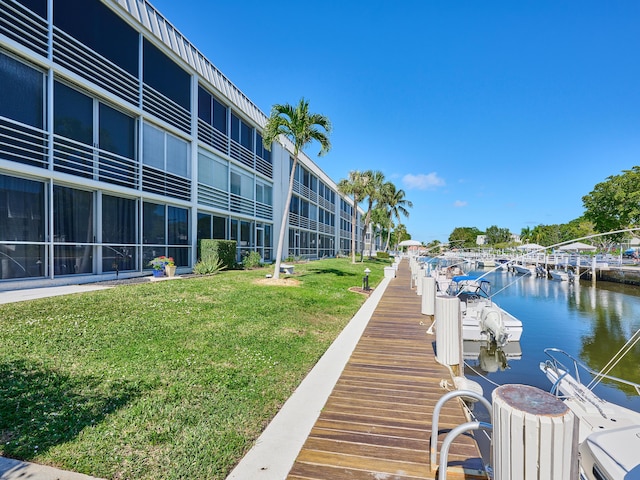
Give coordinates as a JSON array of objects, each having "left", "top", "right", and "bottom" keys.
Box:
[
  {"left": 393, "top": 223, "right": 408, "bottom": 249},
  {"left": 448, "top": 227, "right": 482, "bottom": 249},
  {"left": 360, "top": 170, "right": 386, "bottom": 260},
  {"left": 263, "top": 98, "right": 331, "bottom": 278},
  {"left": 371, "top": 206, "right": 392, "bottom": 251},
  {"left": 485, "top": 225, "right": 511, "bottom": 245},
  {"left": 520, "top": 226, "right": 532, "bottom": 243},
  {"left": 379, "top": 182, "right": 412, "bottom": 251},
  {"left": 338, "top": 171, "right": 369, "bottom": 263},
  {"left": 582, "top": 166, "right": 640, "bottom": 240}
]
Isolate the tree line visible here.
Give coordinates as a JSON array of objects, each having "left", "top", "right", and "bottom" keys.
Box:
[{"left": 447, "top": 166, "right": 640, "bottom": 251}]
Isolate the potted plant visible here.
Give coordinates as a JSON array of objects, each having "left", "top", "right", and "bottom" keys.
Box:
[{"left": 149, "top": 256, "right": 175, "bottom": 277}]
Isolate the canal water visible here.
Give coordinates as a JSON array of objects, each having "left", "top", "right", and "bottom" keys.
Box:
[{"left": 462, "top": 268, "right": 640, "bottom": 413}]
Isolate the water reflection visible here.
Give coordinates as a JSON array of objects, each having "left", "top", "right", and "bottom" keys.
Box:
[
  {"left": 463, "top": 269, "right": 640, "bottom": 412},
  {"left": 463, "top": 341, "right": 522, "bottom": 373}
]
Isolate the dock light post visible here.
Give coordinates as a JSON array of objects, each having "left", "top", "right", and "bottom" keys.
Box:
[{"left": 363, "top": 268, "right": 371, "bottom": 291}]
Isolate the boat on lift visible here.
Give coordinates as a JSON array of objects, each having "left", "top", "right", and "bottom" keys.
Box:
[
  {"left": 447, "top": 275, "right": 523, "bottom": 346},
  {"left": 540, "top": 348, "right": 640, "bottom": 480}
]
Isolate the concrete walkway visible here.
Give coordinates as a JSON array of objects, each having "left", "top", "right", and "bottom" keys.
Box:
[{"left": 0, "top": 284, "right": 112, "bottom": 304}]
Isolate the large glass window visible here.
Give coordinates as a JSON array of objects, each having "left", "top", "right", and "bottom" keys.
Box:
[
  {"left": 143, "top": 202, "right": 165, "bottom": 245},
  {"left": 99, "top": 104, "right": 135, "bottom": 159},
  {"left": 0, "top": 174, "right": 45, "bottom": 279},
  {"left": 256, "top": 182, "right": 272, "bottom": 205},
  {"left": 0, "top": 52, "right": 44, "bottom": 128},
  {"left": 168, "top": 207, "right": 189, "bottom": 246},
  {"left": 54, "top": 81, "right": 93, "bottom": 145},
  {"left": 0, "top": 174, "right": 44, "bottom": 242},
  {"left": 198, "top": 86, "right": 228, "bottom": 134},
  {"left": 143, "top": 122, "right": 190, "bottom": 177},
  {"left": 102, "top": 195, "right": 137, "bottom": 272},
  {"left": 168, "top": 206, "right": 189, "bottom": 266},
  {"left": 230, "top": 113, "right": 253, "bottom": 149},
  {"left": 198, "top": 153, "right": 228, "bottom": 191},
  {"left": 102, "top": 196, "right": 136, "bottom": 244},
  {"left": 53, "top": 0, "right": 138, "bottom": 76},
  {"left": 53, "top": 185, "right": 94, "bottom": 275},
  {"left": 213, "top": 215, "right": 226, "bottom": 239},
  {"left": 16, "top": 0, "right": 47, "bottom": 18},
  {"left": 143, "top": 39, "right": 190, "bottom": 110}
]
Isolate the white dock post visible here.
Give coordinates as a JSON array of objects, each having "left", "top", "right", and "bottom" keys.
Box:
[
  {"left": 416, "top": 266, "right": 424, "bottom": 295},
  {"left": 592, "top": 256, "right": 597, "bottom": 285},
  {"left": 492, "top": 384, "right": 578, "bottom": 480},
  {"left": 422, "top": 276, "right": 436, "bottom": 315},
  {"left": 435, "top": 296, "right": 461, "bottom": 370}
]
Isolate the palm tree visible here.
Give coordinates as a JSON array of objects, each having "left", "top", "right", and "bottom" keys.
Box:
[
  {"left": 380, "top": 182, "right": 412, "bottom": 251},
  {"left": 370, "top": 206, "right": 391, "bottom": 255},
  {"left": 338, "top": 170, "right": 369, "bottom": 264},
  {"left": 263, "top": 98, "right": 331, "bottom": 279},
  {"left": 360, "top": 170, "right": 385, "bottom": 260}
]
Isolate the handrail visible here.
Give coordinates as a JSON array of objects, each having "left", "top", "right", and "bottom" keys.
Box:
[
  {"left": 543, "top": 347, "right": 640, "bottom": 395},
  {"left": 438, "top": 421, "right": 492, "bottom": 480},
  {"left": 430, "top": 390, "right": 492, "bottom": 471}
]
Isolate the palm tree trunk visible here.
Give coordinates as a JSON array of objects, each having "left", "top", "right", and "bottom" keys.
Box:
[
  {"left": 385, "top": 228, "right": 391, "bottom": 252},
  {"left": 273, "top": 155, "right": 298, "bottom": 279},
  {"left": 351, "top": 203, "right": 357, "bottom": 264}
]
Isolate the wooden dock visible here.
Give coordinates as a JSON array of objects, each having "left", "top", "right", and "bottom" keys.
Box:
[{"left": 287, "top": 260, "right": 487, "bottom": 479}]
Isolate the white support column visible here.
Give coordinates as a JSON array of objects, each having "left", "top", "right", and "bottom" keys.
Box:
[{"left": 435, "top": 295, "right": 461, "bottom": 368}]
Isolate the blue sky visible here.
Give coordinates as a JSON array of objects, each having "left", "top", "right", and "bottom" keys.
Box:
[{"left": 150, "top": 0, "right": 640, "bottom": 243}]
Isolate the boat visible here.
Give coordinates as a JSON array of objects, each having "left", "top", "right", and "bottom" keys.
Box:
[
  {"left": 512, "top": 263, "right": 533, "bottom": 275},
  {"left": 540, "top": 348, "right": 640, "bottom": 479},
  {"left": 549, "top": 269, "right": 575, "bottom": 283},
  {"left": 447, "top": 275, "right": 523, "bottom": 346}
]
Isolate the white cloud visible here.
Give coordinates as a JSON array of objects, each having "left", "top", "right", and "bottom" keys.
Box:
[
  {"left": 402, "top": 173, "right": 445, "bottom": 190},
  {"left": 453, "top": 200, "right": 467, "bottom": 207}
]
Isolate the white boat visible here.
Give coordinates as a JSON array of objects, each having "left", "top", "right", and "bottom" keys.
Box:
[
  {"left": 512, "top": 264, "right": 533, "bottom": 275},
  {"left": 540, "top": 348, "right": 640, "bottom": 480},
  {"left": 549, "top": 269, "right": 575, "bottom": 283},
  {"left": 447, "top": 275, "right": 523, "bottom": 346}
]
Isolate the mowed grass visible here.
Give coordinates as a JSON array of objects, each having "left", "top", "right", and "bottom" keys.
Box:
[{"left": 0, "top": 257, "right": 387, "bottom": 479}]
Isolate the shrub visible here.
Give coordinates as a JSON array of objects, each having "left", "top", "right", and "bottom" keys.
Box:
[
  {"left": 242, "top": 251, "right": 262, "bottom": 269},
  {"left": 199, "top": 239, "right": 236, "bottom": 270},
  {"left": 193, "top": 254, "right": 223, "bottom": 275},
  {"left": 376, "top": 251, "right": 390, "bottom": 259}
]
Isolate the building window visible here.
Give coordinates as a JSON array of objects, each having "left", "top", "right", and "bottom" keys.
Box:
[
  {"left": 0, "top": 51, "right": 45, "bottom": 129},
  {"left": 102, "top": 195, "right": 137, "bottom": 272},
  {"left": 0, "top": 174, "right": 45, "bottom": 279},
  {"left": 198, "top": 153, "right": 228, "bottom": 191},
  {"left": 143, "top": 38, "right": 190, "bottom": 110},
  {"left": 54, "top": 81, "right": 93, "bottom": 145},
  {"left": 230, "top": 113, "right": 253, "bottom": 151},
  {"left": 198, "top": 86, "right": 228, "bottom": 134},
  {"left": 143, "top": 122, "right": 190, "bottom": 178},
  {"left": 143, "top": 202, "right": 165, "bottom": 245},
  {"left": 53, "top": 0, "right": 138, "bottom": 76},
  {"left": 53, "top": 185, "right": 94, "bottom": 275},
  {"left": 256, "top": 182, "right": 272, "bottom": 205}
]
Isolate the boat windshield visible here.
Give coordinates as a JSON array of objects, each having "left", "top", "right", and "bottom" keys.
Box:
[{"left": 448, "top": 275, "right": 492, "bottom": 299}]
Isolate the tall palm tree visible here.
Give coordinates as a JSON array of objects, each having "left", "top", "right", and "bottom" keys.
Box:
[
  {"left": 338, "top": 170, "right": 369, "bottom": 264},
  {"left": 380, "top": 182, "right": 412, "bottom": 251},
  {"left": 371, "top": 206, "right": 392, "bottom": 252},
  {"left": 360, "top": 170, "right": 385, "bottom": 260},
  {"left": 263, "top": 98, "right": 331, "bottom": 279}
]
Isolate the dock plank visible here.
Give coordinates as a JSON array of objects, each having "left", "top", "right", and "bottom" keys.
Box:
[{"left": 286, "top": 260, "right": 487, "bottom": 479}]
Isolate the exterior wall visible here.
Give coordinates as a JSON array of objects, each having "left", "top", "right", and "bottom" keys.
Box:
[{"left": 0, "top": 0, "right": 361, "bottom": 289}]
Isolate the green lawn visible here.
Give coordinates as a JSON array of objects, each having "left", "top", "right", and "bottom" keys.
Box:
[{"left": 0, "top": 257, "right": 386, "bottom": 479}]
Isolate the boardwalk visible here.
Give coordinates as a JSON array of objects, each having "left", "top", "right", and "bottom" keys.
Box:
[{"left": 287, "top": 260, "right": 486, "bottom": 480}]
